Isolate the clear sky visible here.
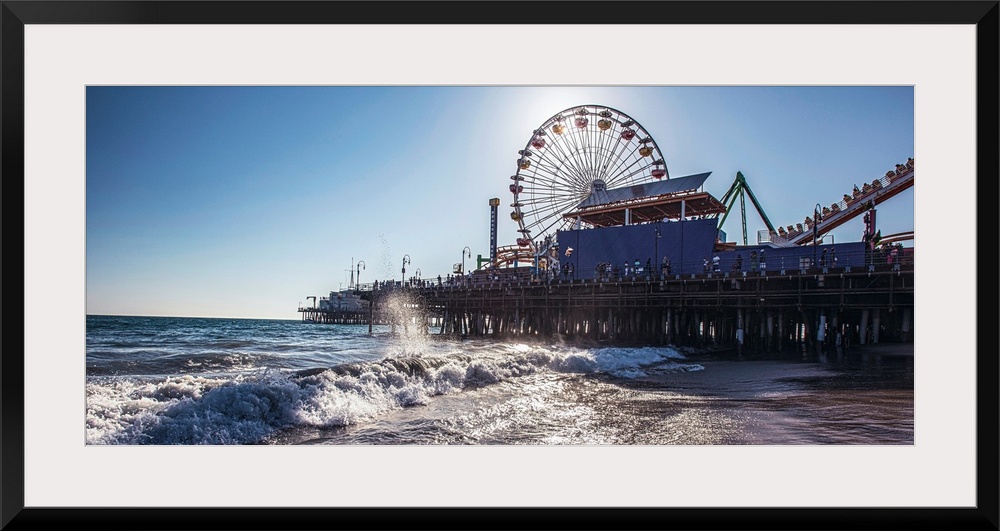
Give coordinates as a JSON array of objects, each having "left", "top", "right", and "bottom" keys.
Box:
[{"left": 86, "top": 86, "right": 914, "bottom": 320}]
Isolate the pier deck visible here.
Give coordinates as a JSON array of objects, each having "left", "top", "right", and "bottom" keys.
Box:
[{"left": 303, "top": 264, "right": 914, "bottom": 352}]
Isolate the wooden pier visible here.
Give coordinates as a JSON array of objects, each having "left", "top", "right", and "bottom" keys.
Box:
[
  {"left": 305, "top": 263, "right": 914, "bottom": 352},
  {"left": 299, "top": 309, "right": 373, "bottom": 325}
]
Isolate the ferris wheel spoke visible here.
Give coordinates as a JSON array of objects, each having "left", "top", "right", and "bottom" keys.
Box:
[
  {"left": 588, "top": 128, "right": 606, "bottom": 182},
  {"left": 574, "top": 126, "right": 601, "bottom": 181},
  {"left": 521, "top": 185, "right": 583, "bottom": 209},
  {"left": 522, "top": 178, "right": 584, "bottom": 206},
  {"left": 618, "top": 156, "right": 660, "bottom": 184},
  {"left": 605, "top": 154, "right": 656, "bottom": 188},
  {"left": 531, "top": 158, "right": 587, "bottom": 190},
  {"left": 595, "top": 114, "right": 631, "bottom": 177},
  {"left": 555, "top": 124, "right": 594, "bottom": 178},
  {"left": 565, "top": 122, "right": 595, "bottom": 180},
  {"left": 607, "top": 136, "right": 646, "bottom": 174},
  {"left": 523, "top": 193, "right": 579, "bottom": 214},
  {"left": 524, "top": 197, "right": 579, "bottom": 223},
  {"left": 543, "top": 141, "right": 590, "bottom": 186},
  {"left": 592, "top": 120, "right": 614, "bottom": 180},
  {"left": 531, "top": 146, "right": 586, "bottom": 187},
  {"left": 540, "top": 162, "right": 592, "bottom": 198},
  {"left": 520, "top": 182, "right": 583, "bottom": 197},
  {"left": 522, "top": 197, "right": 578, "bottom": 218},
  {"left": 602, "top": 129, "right": 637, "bottom": 178},
  {"left": 523, "top": 215, "right": 568, "bottom": 240}
]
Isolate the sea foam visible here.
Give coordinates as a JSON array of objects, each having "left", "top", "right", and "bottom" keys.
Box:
[{"left": 86, "top": 343, "right": 701, "bottom": 444}]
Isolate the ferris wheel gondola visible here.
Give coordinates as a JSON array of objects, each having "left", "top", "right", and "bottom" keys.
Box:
[{"left": 508, "top": 105, "right": 669, "bottom": 254}]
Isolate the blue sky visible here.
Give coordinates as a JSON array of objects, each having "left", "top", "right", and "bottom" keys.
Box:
[{"left": 86, "top": 86, "right": 914, "bottom": 319}]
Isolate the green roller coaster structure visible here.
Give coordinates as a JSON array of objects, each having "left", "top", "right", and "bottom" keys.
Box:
[{"left": 717, "top": 171, "right": 776, "bottom": 246}]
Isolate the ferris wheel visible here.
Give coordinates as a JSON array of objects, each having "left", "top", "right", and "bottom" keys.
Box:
[{"left": 509, "top": 105, "right": 669, "bottom": 252}]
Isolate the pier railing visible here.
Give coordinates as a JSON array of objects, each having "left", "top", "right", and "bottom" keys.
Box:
[{"left": 359, "top": 247, "right": 910, "bottom": 291}]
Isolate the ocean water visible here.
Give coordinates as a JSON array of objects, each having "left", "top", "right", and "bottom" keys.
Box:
[{"left": 85, "top": 315, "right": 913, "bottom": 445}]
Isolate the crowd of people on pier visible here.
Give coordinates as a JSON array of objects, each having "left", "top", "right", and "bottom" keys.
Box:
[
  {"left": 701, "top": 250, "right": 770, "bottom": 274},
  {"left": 364, "top": 241, "right": 912, "bottom": 294},
  {"left": 590, "top": 255, "right": 677, "bottom": 283}
]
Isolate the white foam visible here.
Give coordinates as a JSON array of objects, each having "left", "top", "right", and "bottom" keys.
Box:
[{"left": 85, "top": 343, "right": 702, "bottom": 444}]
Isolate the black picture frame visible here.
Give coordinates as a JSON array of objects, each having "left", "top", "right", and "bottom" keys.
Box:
[{"left": 3, "top": 1, "right": 997, "bottom": 530}]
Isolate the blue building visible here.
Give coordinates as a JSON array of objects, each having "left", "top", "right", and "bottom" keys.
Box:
[{"left": 548, "top": 172, "right": 869, "bottom": 280}]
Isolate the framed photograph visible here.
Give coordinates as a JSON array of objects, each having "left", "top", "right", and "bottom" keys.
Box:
[{"left": 6, "top": 1, "right": 996, "bottom": 529}]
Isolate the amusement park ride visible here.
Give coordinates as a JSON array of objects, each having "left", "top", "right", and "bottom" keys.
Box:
[{"left": 486, "top": 104, "right": 914, "bottom": 274}]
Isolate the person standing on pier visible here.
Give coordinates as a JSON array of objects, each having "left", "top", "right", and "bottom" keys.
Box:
[
  {"left": 712, "top": 255, "right": 720, "bottom": 273},
  {"left": 759, "top": 250, "right": 766, "bottom": 272},
  {"left": 750, "top": 251, "right": 758, "bottom": 272},
  {"left": 703, "top": 257, "right": 710, "bottom": 273}
]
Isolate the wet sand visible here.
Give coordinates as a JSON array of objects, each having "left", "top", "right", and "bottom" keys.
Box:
[{"left": 618, "top": 343, "right": 915, "bottom": 444}]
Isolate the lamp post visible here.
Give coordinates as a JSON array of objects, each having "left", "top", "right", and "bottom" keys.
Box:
[
  {"left": 356, "top": 260, "right": 365, "bottom": 289},
  {"left": 462, "top": 246, "right": 471, "bottom": 276},
  {"left": 813, "top": 203, "right": 821, "bottom": 267},
  {"left": 654, "top": 224, "right": 662, "bottom": 278},
  {"left": 401, "top": 254, "right": 410, "bottom": 284}
]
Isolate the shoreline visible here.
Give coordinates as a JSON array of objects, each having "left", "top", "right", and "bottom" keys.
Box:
[{"left": 637, "top": 342, "right": 914, "bottom": 395}]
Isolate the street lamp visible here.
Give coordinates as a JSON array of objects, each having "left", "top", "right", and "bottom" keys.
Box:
[
  {"left": 401, "top": 254, "right": 410, "bottom": 281},
  {"left": 654, "top": 224, "right": 662, "bottom": 278},
  {"left": 462, "top": 246, "right": 471, "bottom": 275},
  {"left": 356, "top": 260, "right": 365, "bottom": 288},
  {"left": 813, "top": 203, "right": 821, "bottom": 267}
]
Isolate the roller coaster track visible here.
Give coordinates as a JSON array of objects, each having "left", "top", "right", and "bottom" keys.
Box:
[
  {"left": 778, "top": 163, "right": 914, "bottom": 246},
  {"left": 490, "top": 245, "right": 535, "bottom": 269}
]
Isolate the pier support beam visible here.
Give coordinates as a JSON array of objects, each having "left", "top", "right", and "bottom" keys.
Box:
[
  {"left": 872, "top": 309, "right": 881, "bottom": 344},
  {"left": 859, "top": 310, "right": 870, "bottom": 346},
  {"left": 901, "top": 308, "right": 912, "bottom": 343}
]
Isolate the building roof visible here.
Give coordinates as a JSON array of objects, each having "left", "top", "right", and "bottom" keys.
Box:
[
  {"left": 572, "top": 172, "right": 712, "bottom": 210},
  {"left": 563, "top": 172, "right": 726, "bottom": 228}
]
